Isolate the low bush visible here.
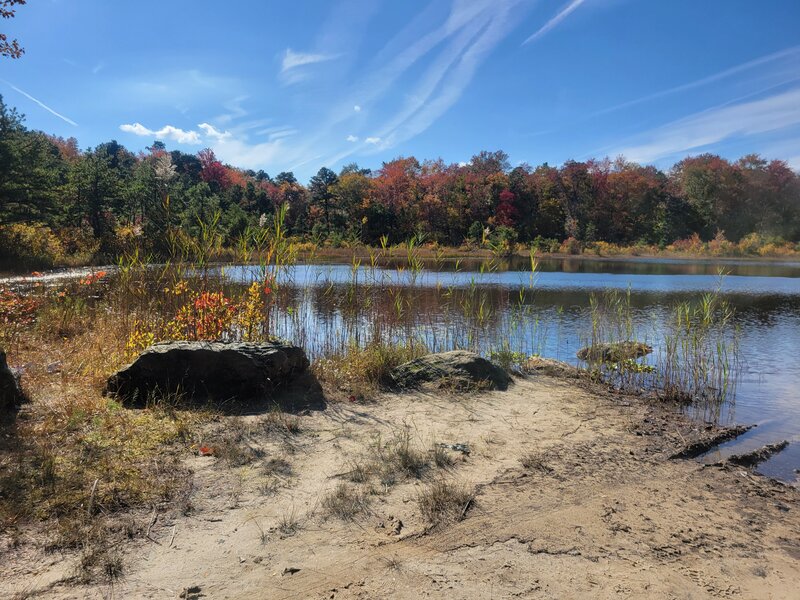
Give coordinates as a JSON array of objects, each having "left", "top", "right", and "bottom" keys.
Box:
[{"left": 0, "top": 223, "right": 65, "bottom": 269}]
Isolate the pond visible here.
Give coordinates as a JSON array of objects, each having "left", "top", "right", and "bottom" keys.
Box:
[
  {"left": 4, "top": 256, "right": 798, "bottom": 483},
  {"left": 216, "top": 256, "right": 800, "bottom": 484}
]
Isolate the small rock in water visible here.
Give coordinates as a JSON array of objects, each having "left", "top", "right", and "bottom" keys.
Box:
[{"left": 576, "top": 341, "right": 652, "bottom": 363}]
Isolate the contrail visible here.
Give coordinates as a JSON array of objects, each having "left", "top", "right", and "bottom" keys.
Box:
[
  {"left": 592, "top": 45, "right": 800, "bottom": 116},
  {"left": 2, "top": 80, "right": 78, "bottom": 126},
  {"left": 523, "top": 0, "right": 586, "bottom": 45}
]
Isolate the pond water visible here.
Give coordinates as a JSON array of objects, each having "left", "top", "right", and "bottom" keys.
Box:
[
  {"left": 218, "top": 257, "right": 800, "bottom": 484},
  {"left": 4, "top": 256, "right": 799, "bottom": 483}
]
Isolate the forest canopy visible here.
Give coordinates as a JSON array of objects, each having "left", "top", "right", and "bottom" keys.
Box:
[{"left": 1, "top": 95, "right": 799, "bottom": 267}]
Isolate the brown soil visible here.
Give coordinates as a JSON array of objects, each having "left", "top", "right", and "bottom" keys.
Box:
[{"left": 2, "top": 375, "right": 798, "bottom": 599}]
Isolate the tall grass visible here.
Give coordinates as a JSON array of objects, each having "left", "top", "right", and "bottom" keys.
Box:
[
  {"left": 0, "top": 214, "right": 746, "bottom": 567},
  {"left": 583, "top": 285, "right": 739, "bottom": 412}
]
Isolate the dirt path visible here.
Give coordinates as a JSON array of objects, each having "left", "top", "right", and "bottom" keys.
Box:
[{"left": 3, "top": 375, "right": 799, "bottom": 599}]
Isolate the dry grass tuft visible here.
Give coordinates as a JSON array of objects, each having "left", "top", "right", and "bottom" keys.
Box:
[
  {"left": 313, "top": 340, "right": 426, "bottom": 400},
  {"left": 321, "top": 483, "right": 370, "bottom": 521},
  {"left": 519, "top": 451, "right": 552, "bottom": 473},
  {"left": 432, "top": 444, "right": 455, "bottom": 468},
  {"left": 417, "top": 480, "right": 475, "bottom": 525}
]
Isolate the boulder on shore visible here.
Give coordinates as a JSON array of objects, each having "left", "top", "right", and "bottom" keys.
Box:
[
  {"left": 0, "top": 349, "right": 25, "bottom": 415},
  {"left": 522, "top": 356, "right": 582, "bottom": 379},
  {"left": 105, "top": 341, "right": 309, "bottom": 405},
  {"left": 576, "top": 341, "right": 652, "bottom": 363},
  {"left": 388, "top": 350, "right": 512, "bottom": 391}
]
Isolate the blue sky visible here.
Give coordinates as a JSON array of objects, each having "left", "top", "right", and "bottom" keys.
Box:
[{"left": 2, "top": 0, "right": 800, "bottom": 180}]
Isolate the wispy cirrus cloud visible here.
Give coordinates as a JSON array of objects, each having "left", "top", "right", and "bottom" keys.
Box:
[
  {"left": 281, "top": 49, "right": 339, "bottom": 72},
  {"left": 280, "top": 48, "right": 341, "bottom": 84},
  {"left": 593, "top": 45, "right": 800, "bottom": 116},
  {"left": 611, "top": 86, "right": 800, "bottom": 163},
  {"left": 523, "top": 0, "right": 586, "bottom": 45},
  {"left": 2, "top": 80, "right": 78, "bottom": 126},
  {"left": 119, "top": 1, "right": 531, "bottom": 176},
  {"left": 314, "top": 0, "right": 531, "bottom": 165}
]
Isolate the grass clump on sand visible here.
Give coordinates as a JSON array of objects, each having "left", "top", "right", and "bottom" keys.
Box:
[
  {"left": 313, "top": 339, "right": 426, "bottom": 400},
  {"left": 417, "top": 480, "right": 475, "bottom": 525},
  {"left": 321, "top": 483, "right": 370, "bottom": 521}
]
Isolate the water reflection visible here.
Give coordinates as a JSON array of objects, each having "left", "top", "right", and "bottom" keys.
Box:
[{"left": 218, "top": 261, "right": 800, "bottom": 483}]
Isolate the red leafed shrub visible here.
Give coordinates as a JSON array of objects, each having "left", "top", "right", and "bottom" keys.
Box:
[
  {"left": 169, "top": 291, "right": 237, "bottom": 341},
  {"left": 0, "top": 288, "right": 39, "bottom": 327}
]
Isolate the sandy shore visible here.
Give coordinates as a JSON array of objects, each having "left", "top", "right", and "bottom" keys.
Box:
[{"left": 3, "top": 373, "right": 798, "bottom": 599}]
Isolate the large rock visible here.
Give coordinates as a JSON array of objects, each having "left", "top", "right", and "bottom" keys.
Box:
[
  {"left": 576, "top": 341, "right": 652, "bottom": 363},
  {"left": 0, "top": 349, "right": 24, "bottom": 415},
  {"left": 522, "top": 356, "right": 582, "bottom": 379},
  {"left": 388, "top": 350, "right": 512, "bottom": 391},
  {"left": 105, "top": 341, "right": 309, "bottom": 405}
]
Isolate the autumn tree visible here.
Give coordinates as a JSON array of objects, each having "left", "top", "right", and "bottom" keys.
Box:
[{"left": 1, "top": 0, "right": 25, "bottom": 59}]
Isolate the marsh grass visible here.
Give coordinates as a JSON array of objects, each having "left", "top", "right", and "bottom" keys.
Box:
[
  {"left": 583, "top": 285, "right": 739, "bottom": 412},
  {"left": 312, "top": 339, "right": 427, "bottom": 399},
  {"left": 0, "top": 208, "right": 745, "bottom": 555}
]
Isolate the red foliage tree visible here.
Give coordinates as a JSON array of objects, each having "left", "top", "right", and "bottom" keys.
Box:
[
  {"left": 197, "top": 148, "right": 230, "bottom": 192},
  {"left": 495, "top": 189, "right": 519, "bottom": 227}
]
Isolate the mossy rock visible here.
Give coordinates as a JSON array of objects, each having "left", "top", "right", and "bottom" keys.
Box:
[
  {"left": 388, "top": 350, "right": 511, "bottom": 391},
  {"left": 0, "top": 349, "right": 24, "bottom": 416},
  {"left": 576, "top": 341, "right": 652, "bottom": 363},
  {"left": 105, "top": 341, "right": 309, "bottom": 405}
]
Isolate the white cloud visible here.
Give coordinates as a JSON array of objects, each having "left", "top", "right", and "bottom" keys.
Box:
[
  {"left": 346, "top": 135, "right": 359, "bottom": 142},
  {"left": 364, "top": 136, "right": 381, "bottom": 144},
  {"left": 612, "top": 87, "right": 800, "bottom": 163},
  {"left": 281, "top": 48, "right": 339, "bottom": 72},
  {"left": 523, "top": 0, "right": 586, "bottom": 45},
  {"left": 120, "top": 123, "right": 202, "bottom": 144},
  {"left": 353, "top": 105, "right": 361, "bottom": 112},
  {"left": 198, "top": 122, "right": 232, "bottom": 141}
]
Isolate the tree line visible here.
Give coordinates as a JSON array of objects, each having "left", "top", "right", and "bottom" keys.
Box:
[{"left": 1, "top": 95, "right": 799, "bottom": 266}]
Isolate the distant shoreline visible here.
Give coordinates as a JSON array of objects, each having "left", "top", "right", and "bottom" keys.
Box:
[{"left": 0, "top": 246, "right": 800, "bottom": 278}]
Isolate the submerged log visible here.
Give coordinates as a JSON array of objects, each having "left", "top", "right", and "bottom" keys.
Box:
[
  {"left": 726, "top": 441, "right": 790, "bottom": 468},
  {"left": 670, "top": 424, "right": 756, "bottom": 460}
]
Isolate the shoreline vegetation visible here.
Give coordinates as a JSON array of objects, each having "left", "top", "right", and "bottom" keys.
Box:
[
  {"left": 3, "top": 240, "right": 800, "bottom": 279},
  {"left": 2, "top": 95, "right": 800, "bottom": 273},
  {"left": 1, "top": 98, "right": 798, "bottom": 596},
  {"left": 0, "top": 205, "right": 750, "bottom": 580}
]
